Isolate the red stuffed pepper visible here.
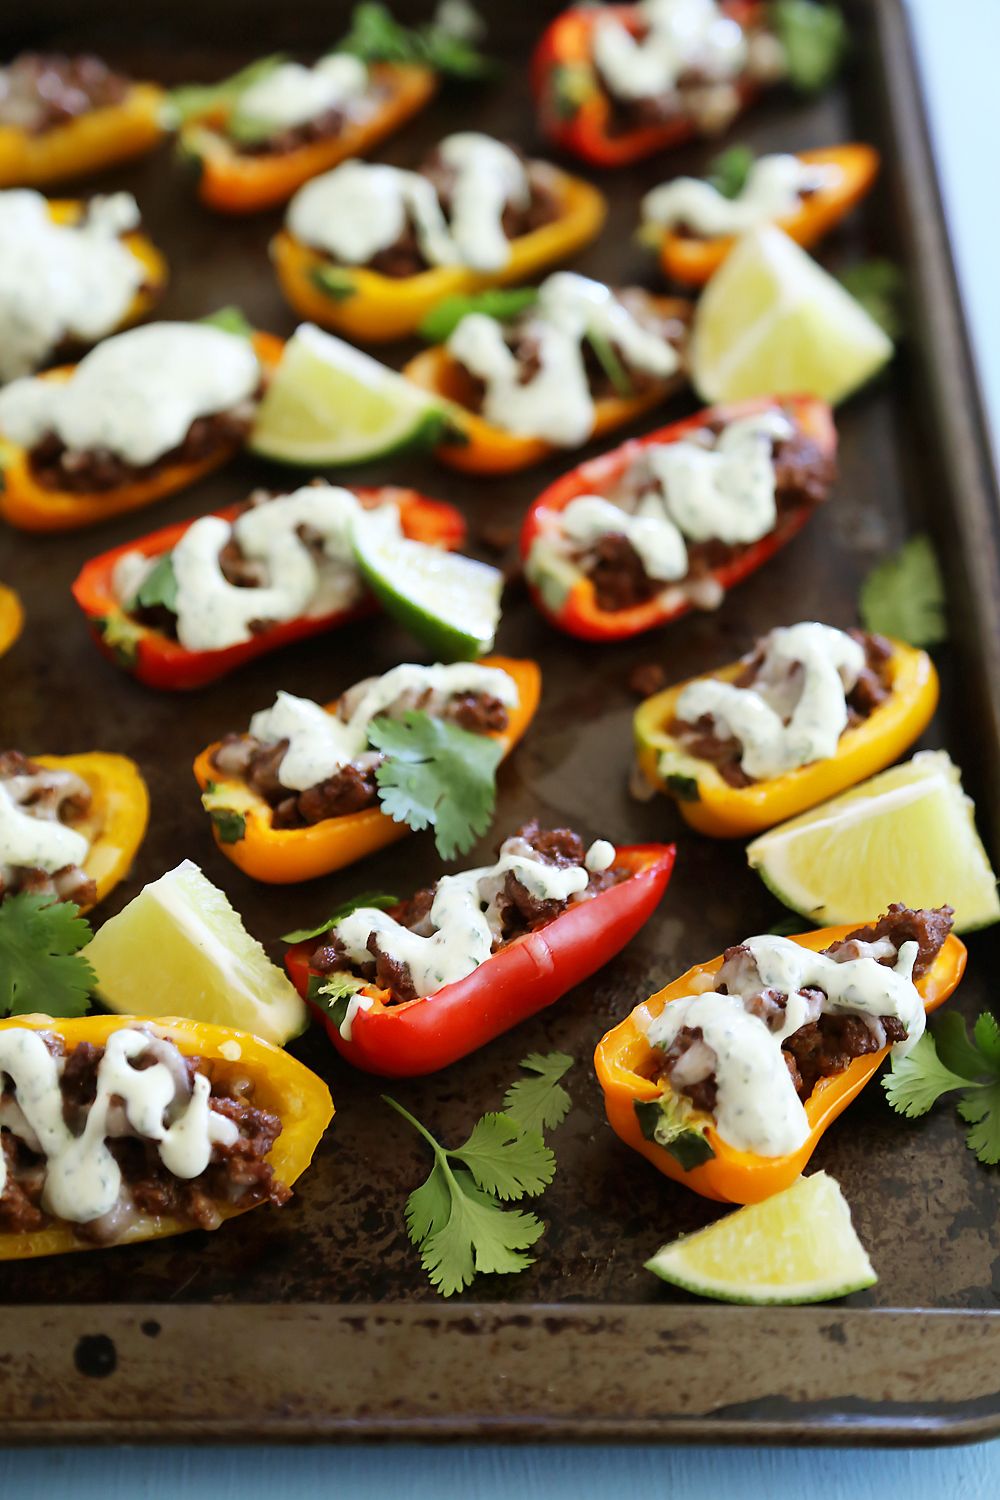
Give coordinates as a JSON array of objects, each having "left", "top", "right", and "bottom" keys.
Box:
[
  {"left": 71, "top": 484, "right": 466, "bottom": 691},
  {"left": 285, "top": 821, "right": 676, "bottom": 1077},
  {"left": 520, "top": 394, "right": 836, "bottom": 642}
]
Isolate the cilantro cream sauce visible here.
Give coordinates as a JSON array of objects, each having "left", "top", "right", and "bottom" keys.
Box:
[
  {"left": 641, "top": 155, "right": 836, "bottom": 237},
  {"left": 235, "top": 53, "right": 369, "bottom": 133},
  {"left": 592, "top": 0, "right": 748, "bottom": 101},
  {"left": 0, "top": 782, "right": 90, "bottom": 871}
]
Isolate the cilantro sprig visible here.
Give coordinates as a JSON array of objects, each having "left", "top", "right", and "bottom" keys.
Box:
[
  {"left": 707, "top": 144, "right": 755, "bottom": 200},
  {"left": 769, "top": 1, "right": 847, "bottom": 93},
  {"left": 0, "top": 893, "right": 96, "bottom": 1019},
  {"left": 858, "top": 535, "right": 948, "bottom": 647},
  {"left": 369, "top": 710, "right": 504, "bottom": 861},
  {"left": 282, "top": 893, "right": 399, "bottom": 945},
  {"left": 339, "top": 2, "right": 493, "bottom": 79},
  {"left": 502, "top": 1051, "right": 573, "bottom": 1134},
  {"left": 884, "top": 1011, "right": 1000, "bottom": 1165}
]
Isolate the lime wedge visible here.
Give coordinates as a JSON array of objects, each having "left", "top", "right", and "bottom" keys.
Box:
[
  {"left": 83, "top": 860, "right": 308, "bottom": 1046},
  {"left": 249, "top": 322, "right": 448, "bottom": 466},
  {"left": 691, "top": 225, "right": 894, "bottom": 405},
  {"left": 646, "top": 1171, "right": 877, "bottom": 1304},
  {"left": 747, "top": 750, "right": 1000, "bottom": 933},
  {"left": 352, "top": 505, "right": 503, "bottom": 661}
]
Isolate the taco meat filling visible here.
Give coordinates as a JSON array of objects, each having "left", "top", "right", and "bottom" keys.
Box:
[
  {"left": 0, "top": 53, "right": 130, "bottom": 135},
  {"left": 0, "top": 751, "right": 95, "bottom": 906}
]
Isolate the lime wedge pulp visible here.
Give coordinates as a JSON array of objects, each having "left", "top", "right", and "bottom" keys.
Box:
[
  {"left": 250, "top": 322, "right": 448, "bottom": 466},
  {"left": 746, "top": 750, "right": 1000, "bottom": 933},
  {"left": 691, "top": 225, "right": 894, "bottom": 405},
  {"left": 83, "top": 860, "right": 308, "bottom": 1046},
  {"left": 352, "top": 505, "right": 504, "bottom": 661},
  {"left": 646, "top": 1171, "right": 877, "bottom": 1304}
]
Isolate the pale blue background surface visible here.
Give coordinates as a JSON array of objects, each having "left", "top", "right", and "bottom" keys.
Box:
[{"left": 4, "top": 0, "right": 1000, "bottom": 1491}]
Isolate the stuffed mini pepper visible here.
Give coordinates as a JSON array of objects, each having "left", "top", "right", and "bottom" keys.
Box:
[
  {"left": 640, "top": 143, "right": 879, "bottom": 287},
  {"left": 286, "top": 820, "right": 675, "bottom": 1075},
  {"left": 634, "top": 622, "right": 938, "bottom": 836},
  {"left": 194, "top": 657, "right": 541, "bottom": 882},
  {"left": 595, "top": 907, "right": 965, "bottom": 1203},
  {"left": 0, "top": 51, "right": 166, "bottom": 188},
  {"left": 72, "top": 482, "right": 466, "bottom": 690},
  {"left": 272, "top": 131, "right": 607, "bottom": 342},
  {"left": 0, "top": 318, "right": 282, "bottom": 532},
  {"left": 0, "top": 749, "right": 149, "bottom": 910},
  {"left": 0, "top": 1014, "right": 333, "bottom": 1259},
  {"left": 521, "top": 395, "right": 835, "bottom": 639},
  {"left": 0, "top": 190, "right": 168, "bottom": 382},
  {"left": 404, "top": 270, "right": 692, "bottom": 473},
  {"left": 0, "top": 586, "right": 23, "bottom": 657}
]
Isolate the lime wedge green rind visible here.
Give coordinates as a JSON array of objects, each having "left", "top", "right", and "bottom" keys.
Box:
[{"left": 646, "top": 1171, "right": 877, "bottom": 1305}]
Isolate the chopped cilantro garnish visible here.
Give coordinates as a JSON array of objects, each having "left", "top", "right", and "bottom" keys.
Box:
[
  {"left": 282, "top": 893, "right": 399, "bottom": 945},
  {"left": 770, "top": 1, "right": 847, "bottom": 92},
  {"left": 339, "top": 2, "right": 493, "bottom": 79},
  {"left": 502, "top": 1051, "right": 573, "bottom": 1134},
  {"left": 418, "top": 287, "right": 538, "bottom": 344},
  {"left": 858, "top": 535, "right": 948, "bottom": 647},
  {"left": 633, "top": 1093, "right": 715, "bottom": 1170},
  {"left": 131, "top": 553, "right": 177, "bottom": 616},
  {"left": 837, "top": 259, "right": 905, "bottom": 340},
  {"left": 884, "top": 1012, "right": 1000, "bottom": 1165},
  {"left": 707, "top": 144, "right": 755, "bottom": 200},
  {"left": 369, "top": 710, "right": 504, "bottom": 861},
  {"left": 0, "top": 893, "right": 96, "bottom": 1019},
  {"left": 308, "top": 971, "right": 368, "bottom": 1031}
]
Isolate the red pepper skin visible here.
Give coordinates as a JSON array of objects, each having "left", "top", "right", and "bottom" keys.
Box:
[
  {"left": 531, "top": 2, "right": 765, "bottom": 168},
  {"left": 71, "top": 487, "right": 466, "bottom": 691},
  {"left": 519, "top": 395, "right": 836, "bottom": 642},
  {"left": 285, "top": 842, "right": 676, "bottom": 1077}
]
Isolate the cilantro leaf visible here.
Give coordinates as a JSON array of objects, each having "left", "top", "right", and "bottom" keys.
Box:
[
  {"left": 310, "top": 265, "right": 357, "bottom": 303},
  {"left": 770, "top": 0, "right": 847, "bottom": 92},
  {"left": 502, "top": 1051, "right": 574, "bottom": 1134},
  {"left": 0, "top": 893, "right": 96, "bottom": 1019},
  {"left": 311, "top": 972, "right": 367, "bottom": 1031},
  {"left": 131, "top": 553, "right": 177, "bottom": 615},
  {"left": 858, "top": 535, "right": 948, "bottom": 647},
  {"left": 370, "top": 710, "right": 503, "bottom": 861},
  {"left": 418, "top": 287, "right": 537, "bottom": 344},
  {"left": 974, "top": 1012, "right": 1000, "bottom": 1069},
  {"left": 957, "top": 1080, "right": 1000, "bottom": 1165},
  {"left": 883, "top": 1030, "right": 971, "bottom": 1117},
  {"left": 405, "top": 1159, "right": 452, "bottom": 1245},
  {"left": 767, "top": 914, "right": 811, "bottom": 937},
  {"left": 282, "top": 893, "right": 398, "bottom": 944},
  {"left": 199, "top": 306, "right": 254, "bottom": 339},
  {"left": 339, "top": 2, "right": 493, "bottom": 79},
  {"left": 167, "top": 54, "right": 287, "bottom": 125},
  {"left": 929, "top": 1011, "right": 989, "bottom": 1081},
  {"left": 586, "top": 331, "right": 634, "bottom": 398},
  {"left": 633, "top": 1093, "right": 715, "bottom": 1170},
  {"left": 837, "top": 259, "right": 905, "bottom": 340},
  {"left": 451, "top": 1112, "right": 555, "bottom": 1200},
  {"left": 707, "top": 144, "right": 755, "bottom": 200},
  {"left": 421, "top": 1168, "right": 543, "bottom": 1296}
]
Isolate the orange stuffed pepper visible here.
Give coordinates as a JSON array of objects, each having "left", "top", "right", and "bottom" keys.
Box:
[{"left": 0, "top": 586, "right": 24, "bottom": 657}]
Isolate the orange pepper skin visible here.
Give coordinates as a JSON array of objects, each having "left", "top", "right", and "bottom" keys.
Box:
[
  {"left": 180, "top": 64, "right": 437, "bottom": 215},
  {"left": 0, "top": 83, "right": 167, "bottom": 188},
  {"left": 0, "top": 332, "right": 283, "bottom": 534},
  {"left": 0, "top": 584, "right": 24, "bottom": 658},
  {"left": 286, "top": 842, "right": 676, "bottom": 1076},
  {"left": 271, "top": 169, "right": 608, "bottom": 343},
  {"left": 656, "top": 145, "right": 881, "bottom": 287},
  {"left": 402, "top": 293, "right": 693, "bottom": 475},
  {"left": 25, "top": 752, "right": 149, "bottom": 912},
  {"left": 530, "top": 4, "right": 765, "bottom": 169},
  {"left": 595, "top": 924, "right": 967, "bottom": 1204},
  {"left": 192, "top": 656, "right": 542, "bottom": 884},
  {"left": 0, "top": 1013, "right": 333, "bottom": 1261},
  {"left": 71, "top": 486, "right": 466, "bottom": 691},
  {"left": 520, "top": 394, "right": 835, "bottom": 638},
  {"left": 634, "top": 639, "right": 938, "bottom": 838}
]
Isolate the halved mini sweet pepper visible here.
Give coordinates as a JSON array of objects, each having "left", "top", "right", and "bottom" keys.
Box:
[
  {"left": 46, "top": 197, "right": 169, "bottom": 329},
  {"left": 192, "top": 655, "right": 542, "bottom": 884},
  {"left": 402, "top": 293, "right": 692, "bottom": 475},
  {"left": 0, "top": 585, "right": 23, "bottom": 658},
  {"left": 520, "top": 394, "right": 835, "bottom": 639},
  {"left": 271, "top": 169, "right": 608, "bottom": 343},
  {"left": 29, "top": 751, "right": 150, "bottom": 912},
  {"left": 180, "top": 64, "right": 437, "bottom": 215},
  {"left": 530, "top": 2, "right": 764, "bottom": 169},
  {"left": 0, "top": 1013, "right": 333, "bottom": 1261},
  {"left": 653, "top": 145, "right": 880, "bottom": 287},
  {"left": 634, "top": 636, "right": 938, "bottom": 838},
  {"left": 286, "top": 841, "right": 676, "bottom": 1075},
  {"left": 0, "top": 331, "right": 284, "bottom": 534},
  {"left": 595, "top": 922, "right": 967, "bottom": 1204},
  {"left": 0, "top": 82, "right": 167, "bottom": 189},
  {"left": 71, "top": 486, "right": 466, "bottom": 691}
]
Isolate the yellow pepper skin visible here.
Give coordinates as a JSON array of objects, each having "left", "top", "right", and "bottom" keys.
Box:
[
  {"left": 595, "top": 923, "right": 967, "bottom": 1205},
  {"left": 270, "top": 170, "right": 608, "bottom": 343},
  {"left": 192, "top": 656, "right": 541, "bottom": 884},
  {"left": 31, "top": 752, "right": 150, "bottom": 912},
  {"left": 0, "top": 84, "right": 167, "bottom": 188},
  {"left": 0, "top": 585, "right": 24, "bottom": 657},
  {"left": 46, "top": 199, "right": 169, "bottom": 333},
  {"left": 0, "top": 1013, "right": 334, "bottom": 1261},
  {"left": 634, "top": 638, "right": 938, "bottom": 839}
]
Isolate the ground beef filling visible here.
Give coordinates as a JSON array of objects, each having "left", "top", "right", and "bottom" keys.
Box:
[
  {"left": 0, "top": 1040, "right": 289, "bottom": 1239},
  {"left": 212, "top": 689, "right": 509, "bottom": 831},
  {"left": 0, "top": 750, "right": 96, "bottom": 907},
  {"left": 657, "top": 905, "right": 954, "bottom": 1112},
  {"left": 668, "top": 629, "right": 894, "bottom": 789},
  {"left": 308, "top": 819, "right": 630, "bottom": 1004},
  {"left": 0, "top": 53, "right": 130, "bottom": 135}
]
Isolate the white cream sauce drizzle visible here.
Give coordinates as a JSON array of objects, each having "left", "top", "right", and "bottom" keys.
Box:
[
  {"left": 593, "top": 0, "right": 748, "bottom": 101},
  {"left": 0, "top": 190, "right": 147, "bottom": 383},
  {"left": 0, "top": 322, "right": 260, "bottom": 466},
  {"left": 249, "top": 660, "right": 520, "bottom": 791},
  {"left": 234, "top": 53, "right": 369, "bottom": 133},
  {"left": 0, "top": 781, "right": 90, "bottom": 871},
  {"left": 638, "top": 934, "right": 923, "bottom": 1156},
  {"left": 675, "top": 622, "right": 867, "bottom": 778},
  {"left": 0, "top": 1026, "right": 240, "bottom": 1223},
  {"left": 446, "top": 271, "right": 680, "bottom": 446},
  {"left": 641, "top": 154, "right": 836, "bottom": 237}
]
